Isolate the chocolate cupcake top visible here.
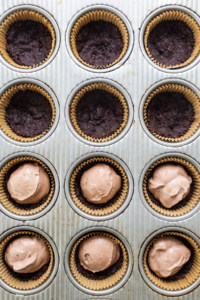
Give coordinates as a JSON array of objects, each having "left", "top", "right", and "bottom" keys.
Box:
[
  {"left": 6, "top": 20, "right": 52, "bottom": 67},
  {"left": 146, "top": 92, "right": 194, "bottom": 138},
  {"left": 5, "top": 89, "right": 52, "bottom": 138},
  {"left": 76, "top": 20, "right": 123, "bottom": 67},
  {"left": 75, "top": 89, "right": 124, "bottom": 139},
  {"left": 147, "top": 20, "right": 194, "bottom": 67}
]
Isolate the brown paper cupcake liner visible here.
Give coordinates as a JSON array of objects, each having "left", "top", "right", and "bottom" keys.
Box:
[
  {"left": 143, "top": 84, "right": 200, "bottom": 142},
  {"left": 0, "top": 156, "right": 55, "bottom": 216},
  {"left": 0, "top": 83, "right": 56, "bottom": 143},
  {"left": 143, "top": 231, "right": 200, "bottom": 290},
  {"left": 144, "top": 10, "right": 200, "bottom": 69},
  {"left": 70, "top": 157, "right": 128, "bottom": 216},
  {"left": 69, "top": 231, "right": 128, "bottom": 290},
  {"left": 143, "top": 157, "right": 200, "bottom": 217},
  {"left": 0, "top": 230, "right": 54, "bottom": 290},
  {"left": 70, "top": 9, "right": 129, "bottom": 69},
  {"left": 0, "top": 9, "right": 56, "bottom": 69},
  {"left": 70, "top": 83, "right": 129, "bottom": 143}
]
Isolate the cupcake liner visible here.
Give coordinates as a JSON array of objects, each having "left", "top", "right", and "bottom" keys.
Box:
[
  {"left": 70, "top": 9, "right": 129, "bottom": 69},
  {"left": 69, "top": 231, "right": 128, "bottom": 290},
  {"left": 143, "top": 231, "right": 200, "bottom": 290},
  {"left": 143, "top": 157, "right": 200, "bottom": 217},
  {"left": 0, "top": 9, "right": 56, "bottom": 69},
  {"left": 143, "top": 84, "right": 200, "bottom": 142},
  {"left": 0, "top": 83, "right": 56, "bottom": 142},
  {"left": 70, "top": 83, "right": 129, "bottom": 143},
  {"left": 0, "top": 156, "right": 55, "bottom": 216},
  {"left": 0, "top": 230, "right": 54, "bottom": 290},
  {"left": 70, "top": 156, "right": 128, "bottom": 216},
  {"left": 144, "top": 10, "right": 200, "bottom": 69}
]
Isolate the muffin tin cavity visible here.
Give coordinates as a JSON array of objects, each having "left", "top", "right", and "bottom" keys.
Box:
[
  {"left": 140, "top": 78, "right": 200, "bottom": 146},
  {"left": 0, "top": 78, "right": 59, "bottom": 146},
  {"left": 140, "top": 5, "right": 200, "bottom": 73},
  {"left": 66, "top": 5, "right": 134, "bottom": 72},
  {"left": 139, "top": 153, "right": 200, "bottom": 221},
  {"left": 66, "top": 78, "right": 133, "bottom": 146},
  {"left": 0, "top": 5, "right": 60, "bottom": 72},
  {"left": 64, "top": 226, "right": 133, "bottom": 296},
  {"left": 0, "top": 152, "right": 59, "bottom": 221},
  {"left": 0, "top": 226, "right": 59, "bottom": 295},
  {"left": 65, "top": 152, "right": 133, "bottom": 221},
  {"left": 139, "top": 227, "right": 200, "bottom": 296}
]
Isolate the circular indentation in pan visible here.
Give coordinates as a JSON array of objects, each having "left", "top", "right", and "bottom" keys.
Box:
[
  {"left": 66, "top": 78, "right": 133, "bottom": 147},
  {"left": 0, "top": 78, "right": 59, "bottom": 146},
  {"left": 0, "top": 152, "right": 59, "bottom": 221},
  {"left": 0, "top": 4, "right": 60, "bottom": 72},
  {"left": 0, "top": 225, "right": 59, "bottom": 295},
  {"left": 66, "top": 5, "right": 134, "bottom": 72},
  {"left": 139, "top": 227, "right": 200, "bottom": 296},
  {"left": 64, "top": 226, "right": 133, "bottom": 296},
  {"left": 139, "top": 152, "right": 200, "bottom": 221}
]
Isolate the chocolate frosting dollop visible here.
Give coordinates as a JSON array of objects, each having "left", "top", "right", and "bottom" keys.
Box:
[
  {"left": 148, "top": 236, "right": 191, "bottom": 278},
  {"left": 7, "top": 163, "right": 50, "bottom": 205},
  {"left": 148, "top": 164, "right": 192, "bottom": 208},
  {"left": 80, "top": 164, "right": 121, "bottom": 204},
  {"left": 5, "top": 236, "right": 50, "bottom": 273},
  {"left": 78, "top": 236, "right": 120, "bottom": 273}
]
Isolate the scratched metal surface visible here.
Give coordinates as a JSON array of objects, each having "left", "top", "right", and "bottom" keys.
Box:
[{"left": 0, "top": 0, "right": 199, "bottom": 299}]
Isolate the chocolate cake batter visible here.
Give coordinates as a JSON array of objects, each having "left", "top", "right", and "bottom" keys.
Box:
[
  {"left": 5, "top": 90, "right": 52, "bottom": 138},
  {"left": 146, "top": 162, "right": 194, "bottom": 210},
  {"left": 75, "top": 239, "right": 123, "bottom": 280},
  {"left": 147, "top": 235, "right": 194, "bottom": 281},
  {"left": 74, "top": 161, "right": 122, "bottom": 210},
  {"left": 6, "top": 20, "right": 52, "bottom": 67},
  {"left": 147, "top": 20, "right": 194, "bottom": 67},
  {"left": 76, "top": 20, "right": 123, "bottom": 66},
  {"left": 147, "top": 92, "right": 194, "bottom": 138},
  {"left": 76, "top": 89, "right": 124, "bottom": 139}
]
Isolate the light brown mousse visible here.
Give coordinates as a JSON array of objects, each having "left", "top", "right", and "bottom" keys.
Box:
[
  {"left": 80, "top": 164, "right": 121, "bottom": 204},
  {"left": 5, "top": 236, "right": 50, "bottom": 273},
  {"left": 78, "top": 236, "right": 120, "bottom": 273},
  {"left": 7, "top": 163, "right": 50, "bottom": 204},
  {"left": 148, "top": 236, "right": 191, "bottom": 278},
  {"left": 148, "top": 164, "right": 192, "bottom": 208}
]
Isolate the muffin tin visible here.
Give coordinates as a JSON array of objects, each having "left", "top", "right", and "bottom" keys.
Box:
[{"left": 0, "top": 0, "right": 199, "bottom": 299}]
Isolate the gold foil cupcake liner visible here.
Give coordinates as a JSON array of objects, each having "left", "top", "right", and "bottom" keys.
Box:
[
  {"left": 0, "top": 156, "right": 55, "bottom": 216},
  {"left": 70, "top": 157, "right": 128, "bottom": 216},
  {"left": 143, "top": 157, "right": 200, "bottom": 217},
  {"left": 69, "top": 231, "right": 128, "bottom": 290},
  {"left": 70, "top": 9, "right": 129, "bottom": 69},
  {"left": 70, "top": 83, "right": 129, "bottom": 143},
  {"left": 143, "top": 84, "right": 200, "bottom": 142},
  {"left": 0, "top": 83, "right": 56, "bottom": 142},
  {"left": 0, "top": 230, "right": 54, "bottom": 290},
  {"left": 144, "top": 10, "right": 200, "bottom": 69},
  {"left": 143, "top": 231, "right": 200, "bottom": 291},
  {"left": 0, "top": 9, "right": 56, "bottom": 69}
]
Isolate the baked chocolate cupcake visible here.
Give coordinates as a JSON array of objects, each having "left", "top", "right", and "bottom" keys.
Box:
[
  {"left": 0, "top": 230, "right": 54, "bottom": 290},
  {"left": 0, "top": 9, "right": 56, "bottom": 69},
  {"left": 69, "top": 231, "right": 128, "bottom": 290},
  {"left": 143, "top": 157, "right": 200, "bottom": 217},
  {"left": 70, "top": 83, "right": 129, "bottom": 143},
  {"left": 69, "top": 156, "right": 129, "bottom": 217},
  {"left": 0, "top": 83, "right": 56, "bottom": 143},
  {"left": 0, "top": 156, "right": 55, "bottom": 217},
  {"left": 143, "top": 84, "right": 200, "bottom": 143},
  {"left": 143, "top": 231, "right": 200, "bottom": 291},
  {"left": 144, "top": 10, "right": 200, "bottom": 69},
  {"left": 70, "top": 9, "right": 128, "bottom": 69}
]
